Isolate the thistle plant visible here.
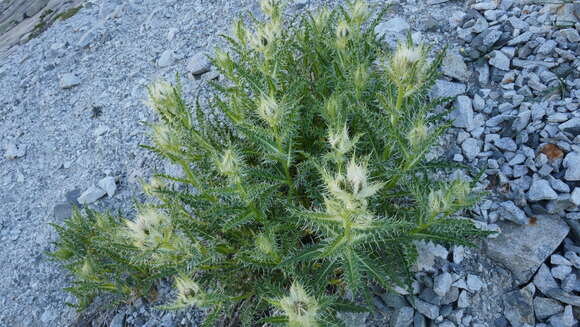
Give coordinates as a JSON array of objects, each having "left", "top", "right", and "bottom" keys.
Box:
[{"left": 51, "top": 0, "right": 488, "bottom": 325}]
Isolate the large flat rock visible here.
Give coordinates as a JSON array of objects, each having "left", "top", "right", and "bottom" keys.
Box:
[{"left": 484, "top": 215, "right": 569, "bottom": 285}]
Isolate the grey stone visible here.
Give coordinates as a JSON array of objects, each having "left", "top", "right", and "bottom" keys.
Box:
[
  {"left": 551, "top": 265, "right": 572, "bottom": 280},
  {"left": 110, "top": 312, "right": 125, "bottom": 327},
  {"left": 570, "top": 188, "right": 580, "bottom": 206},
  {"left": 494, "top": 137, "right": 517, "bottom": 151},
  {"left": 413, "top": 240, "right": 449, "bottom": 272},
  {"left": 158, "top": 49, "right": 174, "bottom": 67},
  {"left": 337, "top": 311, "right": 369, "bottom": 326},
  {"left": 59, "top": 73, "right": 81, "bottom": 89},
  {"left": 442, "top": 50, "right": 470, "bottom": 82},
  {"left": 394, "top": 307, "right": 415, "bottom": 327},
  {"left": 450, "top": 96, "right": 474, "bottom": 130},
  {"left": 471, "top": 1, "right": 497, "bottom": 10},
  {"left": 472, "top": 16, "right": 489, "bottom": 33},
  {"left": 563, "top": 152, "right": 580, "bottom": 181},
  {"left": 499, "top": 201, "right": 528, "bottom": 224},
  {"left": 483, "top": 30, "right": 502, "bottom": 47},
  {"left": 489, "top": 50, "right": 510, "bottom": 71},
  {"left": 561, "top": 273, "right": 576, "bottom": 293},
  {"left": 375, "top": 17, "right": 410, "bottom": 36},
  {"left": 431, "top": 80, "right": 466, "bottom": 98},
  {"left": 534, "top": 264, "right": 580, "bottom": 307},
  {"left": 78, "top": 29, "right": 97, "bottom": 48},
  {"left": 551, "top": 254, "right": 572, "bottom": 266},
  {"left": 507, "top": 32, "right": 533, "bottom": 46},
  {"left": 564, "top": 251, "right": 580, "bottom": 268},
  {"left": 4, "top": 143, "right": 25, "bottom": 159},
  {"left": 414, "top": 312, "right": 427, "bottom": 327},
  {"left": 503, "top": 284, "right": 535, "bottom": 327},
  {"left": 560, "top": 28, "right": 580, "bottom": 43},
  {"left": 77, "top": 186, "right": 107, "bottom": 204},
  {"left": 461, "top": 138, "right": 481, "bottom": 161},
  {"left": 513, "top": 110, "right": 531, "bottom": 132},
  {"left": 53, "top": 202, "right": 73, "bottom": 220},
  {"left": 549, "top": 176, "right": 570, "bottom": 193},
  {"left": 434, "top": 272, "right": 452, "bottom": 297},
  {"left": 93, "top": 125, "right": 109, "bottom": 137},
  {"left": 537, "top": 40, "right": 557, "bottom": 56},
  {"left": 457, "top": 290, "right": 470, "bottom": 308},
  {"left": 548, "top": 305, "right": 576, "bottom": 327},
  {"left": 380, "top": 292, "right": 408, "bottom": 309},
  {"left": 475, "top": 62, "right": 490, "bottom": 85},
  {"left": 466, "top": 274, "right": 483, "bottom": 293},
  {"left": 438, "top": 320, "right": 454, "bottom": 327},
  {"left": 413, "top": 298, "right": 439, "bottom": 320},
  {"left": 559, "top": 118, "right": 580, "bottom": 133},
  {"left": 528, "top": 179, "right": 558, "bottom": 201},
  {"left": 441, "top": 286, "right": 459, "bottom": 305},
  {"left": 40, "top": 309, "right": 57, "bottom": 323},
  {"left": 187, "top": 52, "right": 211, "bottom": 75},
  {"left": 534, "top": 297, "right": 563, "bottom": 320},
  {"left": 485, "top": 216, "right": 569, "bottom": 285},
  {"left": 98, "top": 176, "right": 117, "bottom": 197}
]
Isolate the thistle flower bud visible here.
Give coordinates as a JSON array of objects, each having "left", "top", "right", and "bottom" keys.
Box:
[
  {"left": 335, "top": 20, "right": 350, "bottom": 50},
  {"left": 428, "top": 189, "right": 447, "bottom": 215},
  {"left": 451, "top": 179, "right": 470, "bottom": 205},
  {"left": 175, "top": 275, "right": 204, "bottom": 306},
  {"left": 407, "top": 121, "right": 428, "bottom": 148},
  {"left": 217, "top": 149, "right": 240, "bottom": 177},
  {"left": 312, "top": 8, "right": 330, "bottom": 31},
  {"left": 346, "top": 159, "right": 368, "bottom": 195},
  {"left": 351, "top": 0, "right": 369, "bottom": 25},
  {"left": 233, "top": 20, "right": 247, "bottom": 45},
  {"left": 125, "top": 208, "right": 170, "bottom": 249},
  {"left": 353, "top": 64, "right": 369, "bottom": 92},
  {"left": 151, "top": 123, "right": 180, "bottom": 153},
  {"left": 324, "top": 95, "right": 340, "bottom": 121},
  {"left": 143, "top": 176, "right": 166, "bottom": 196},
  {"left": 260, "top": 0, "right": 278, "bottom": 17},
  {"left": 386, "top": 42, "right": 429, "bottom": 97},
  {"left": 144, "top": 80, "right": 179, "bottom": 117},
  {"left": 250, "top": 23, "right": 280, "bottom": 55},
  {"left": 279, "top": 283, "right": 320, "bottom": 327},
  {"left": 79, "top": 259, "right": 94, "bottom": 280},
  {"left": 328, "top": 125, "right": 355, "bottom": 157},
  {"left": 257, "top": 95, "right": 281, "bottom": 128},
  {"left": 214, "top": 48, "right": 233, "bottom": 76},
  {"left": 255, "top": 233, "right": 276, "bottom": 256}
]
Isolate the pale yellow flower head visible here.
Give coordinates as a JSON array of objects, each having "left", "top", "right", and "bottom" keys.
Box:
[
  {"left": 407, "top": 121, "right": 429, "bottom": 148},
  {"left": 256, "top": 233, "right": 276, "bottom": 255},
  {"left": 279, "top": 283, "right": 320, "bottom": 327},
  {"left": 125, "top": 208, "right": 170, "bottom": 249},
  {"left": 312, "top": 8, "right": 330, "bottom": 30},
  {"left": 217, "top": 149, "right": 240, "bottom": 177},
  {"left": 79, "top": 258, "right": 94, "bottom": 280},
  {"left": 428, "top": 189, "right": 446, "bottom": 215},
  {"left": 387, "top": 42, "right": 429, "bottom": 96},
  {"left": 351, "top": 0, "right": 369, "bottom": 24},
  {"left": 143, "top": 176, "right": 167, "bottom": 196},
  {"left": 260, "top": 0, "right": 278, "bottom": 17},
  {"left": 144, "top": 80, "right": 179, "bottom": 117},
  {"left": 346, "top": 159, "right": 368, "bottom": 195},
  {"left": 151, "top": 123, "right": 180, "bottom": 154},
  {"left": 257, "top": 94, "right": 282, "bottom": 127},
  {"left": 175, "top": 275, "right": 203, "bottom": 306},
  {"left": 328, "top": 125, "right": 356, "bottom": 157},
  {"left": 250, "top": 21, "right": 280, "bottom": 54},
  {"left": 335, "top": 20, "right": 350, "bottom": 49}
]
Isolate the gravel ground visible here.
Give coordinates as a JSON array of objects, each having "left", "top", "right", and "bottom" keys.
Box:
[{"left": 0, "top": 0, "right": 579, "bottom": 326}]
